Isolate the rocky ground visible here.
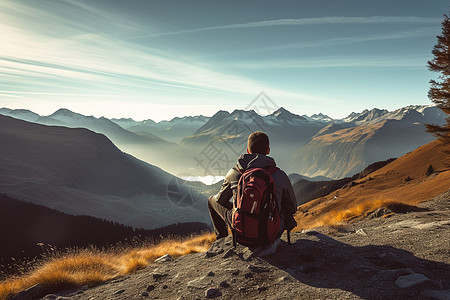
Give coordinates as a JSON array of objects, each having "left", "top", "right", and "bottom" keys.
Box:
[{"left": 17, "top": 191, "right": 450, "bottom": 300}]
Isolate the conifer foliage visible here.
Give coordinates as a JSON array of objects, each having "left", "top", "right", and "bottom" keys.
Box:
[{"left": 426, "top": 13, "right": 450, "bottom": 146}]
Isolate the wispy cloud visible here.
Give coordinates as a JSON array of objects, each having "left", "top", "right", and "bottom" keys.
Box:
[
  {"left": 226, "top": 26, "right": 440, "bottom": 57},
  {"left": 136, "top": 16, "right": 441, "bottom": 39},
  {"left": 229, "top": 54, "right": 428, "bottom": 70},
  {"left": 0, "top": 1, "right": 326, "bottom": 104}
]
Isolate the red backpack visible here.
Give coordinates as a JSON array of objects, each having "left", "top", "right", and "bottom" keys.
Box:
[{"left": 231, "top": 166, "right": 281, "bottom": 247}]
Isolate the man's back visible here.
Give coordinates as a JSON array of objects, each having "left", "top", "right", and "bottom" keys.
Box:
[
  {"left": 213, "top": 153, "right": 297, "bottom": 236},
  {"left": 208, "top": 131, "right": 297, "bottom": 242}
]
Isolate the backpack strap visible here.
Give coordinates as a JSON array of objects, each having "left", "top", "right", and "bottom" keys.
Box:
[
  {"left": 234, "top": 166, "right": 244, "bottom": 174},
  {"left": 265, "top": 166, "right": 293, "bottom": 245}
]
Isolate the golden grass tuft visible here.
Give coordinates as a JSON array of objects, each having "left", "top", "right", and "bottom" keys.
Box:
[
  {"left": 297, "top": 199, "right": 407, "bottom": 230},
  {"left": 0, "top": 233, "right": 215, "bottom": 300}
]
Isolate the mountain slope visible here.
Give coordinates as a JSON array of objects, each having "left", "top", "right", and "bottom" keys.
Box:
[
  {"left": 0, "top": 108, "right": 39, "bottom": 123},
  {"left": 36, "top": 108, "right": 168, "bottom": 145},
  {"left": 2, "top": 108, "right": 195, "bottom": 175},
  {"left": 295, "top": 139, "right": 450, "bottom": 230},
  {"left": 0, "top": 115, "right": 210, "bottom": 230},
  {"left": 295, "top": 105, "right": 446, "bottom": 179},
  {"left": 292, "top": 158, "right": 396, "bottom": 206}
]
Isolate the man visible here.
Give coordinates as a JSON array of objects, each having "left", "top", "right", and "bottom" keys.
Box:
[{"left": 208, "top": 131, "right": 297, "bottom": 242}]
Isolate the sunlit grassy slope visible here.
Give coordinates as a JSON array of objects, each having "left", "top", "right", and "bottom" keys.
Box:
[
  {"left": 0, "top": 233, "right": 215, "bottom": 300},
  {"left": 295, "top": 140, "right": 450, "bottom": 230}
]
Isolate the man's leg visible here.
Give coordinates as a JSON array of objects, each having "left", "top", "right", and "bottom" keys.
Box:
[{"left": 208, "top": 195, "right": 232, "bottom": 239}]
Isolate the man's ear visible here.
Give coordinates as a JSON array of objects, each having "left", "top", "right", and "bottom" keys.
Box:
[
  {"left": 266, "top": 147, "right": 270, "bottom": 155},
  {"left": 247, "top": 147, "right": 251, "bottom": 154}
]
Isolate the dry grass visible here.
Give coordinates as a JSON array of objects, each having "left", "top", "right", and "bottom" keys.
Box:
[
  {"left": 296, "top": 199, "right": 405, "bottom": 230},
  {"left": 0, "top": 233, "right": 215, "bottom": 300}
]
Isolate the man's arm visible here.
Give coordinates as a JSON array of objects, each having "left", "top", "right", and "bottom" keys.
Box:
[
  {"left": 283, "top": 176, "right": 297, "bottom": 214},
  {"left": 279, "top": 171, "right": 298, "bottom": 231},
  {"left": 213, "top": 168, "right": 239, "bottom": 208}
]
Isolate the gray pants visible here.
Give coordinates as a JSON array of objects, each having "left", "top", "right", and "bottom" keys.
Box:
[{"left": 207, "top": 195, "right": 233, "bottom": 239}]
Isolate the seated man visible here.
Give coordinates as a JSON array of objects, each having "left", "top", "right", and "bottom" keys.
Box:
[{"left": 208, "top": 131, "right": 297, "bottom": 244}]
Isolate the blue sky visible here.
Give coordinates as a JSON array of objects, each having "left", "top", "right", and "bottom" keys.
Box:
[{"left": 0, "top": 0, "right": 449, "bottom": 121}]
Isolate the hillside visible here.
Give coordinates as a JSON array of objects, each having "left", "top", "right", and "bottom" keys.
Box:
[
  {"left": 295, "top": 140, "right": 450, "bottom": 230},
  {"left": 0, "top": 108, "right": 194, "bottom": 175},
  {"left": 0, "top": 115, "right": 211, "bottom": 230},
  {"left": 0, "top": 194, "right": 210, "bottom": 273},
  {"left": 292, "top": 158, "right": 396, "bottom": 205}
]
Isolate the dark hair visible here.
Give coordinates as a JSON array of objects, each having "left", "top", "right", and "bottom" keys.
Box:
[{"left": 247, "top": 131, "right": 269, "bottom": 154}]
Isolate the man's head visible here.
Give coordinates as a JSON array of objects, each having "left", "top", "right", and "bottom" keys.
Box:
[{"left": 247, "top": 131, "right": 270, "bottom": 155}]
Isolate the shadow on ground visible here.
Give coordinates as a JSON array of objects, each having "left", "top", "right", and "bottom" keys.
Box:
[{"left": 262, "top": 232, "right": 449, "bottom": 300}]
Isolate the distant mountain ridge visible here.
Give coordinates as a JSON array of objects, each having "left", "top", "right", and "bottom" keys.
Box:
[
  {"left": 0, "top": 115, "right": 210, "bottom": 230},
  {"left": 1, "top": 104, "right": 445, "bottom": 178}
]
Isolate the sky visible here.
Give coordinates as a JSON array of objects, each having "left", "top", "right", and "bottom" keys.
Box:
[{"left": 0, "top": 0, "right": 449, "bottom": 121}]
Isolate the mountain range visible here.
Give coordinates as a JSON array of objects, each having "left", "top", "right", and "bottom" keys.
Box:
[
  {"left": 0, "top": 115, "right": 210, "bottom": 230},
  {"left": 0, "top": 104, "right": 445, "bottom": 179},
  {"left": 295, "top": 105, "right": 445, "bottom": 178}
]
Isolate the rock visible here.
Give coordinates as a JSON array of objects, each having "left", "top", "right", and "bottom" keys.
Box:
[
  {"left": 10, "top": 283, "right": 43, "bottom": 300},
  {"left": 356, "top": 229, "right": 368, "bottom": 236},
  {"left": 241, "top": 248, "right": 255, "bottom": 261},
  {"left": 371, "top": 268, "right": 414, "bottom": 281},
  {"left": 154, "top": 254, "right": 173, "bottom": 263},
  {"left": 141, "top": 291, "right": 149, "bottom": 297},
  {"left": 248, "top": 265, "right": 270, "bottom": 273},
  {"left": 187, "top": 277, "right": 209, "bottom": 289},
  {"left": 257, "top": 284, "right": 267, "bottom": 292},
  {"left": 162, "top": 285, "right": 168, "bottom": 289},
  {"left": 222, "top": 248, "right": 234, "bottom": 258},
  {"left": 205, "top": 237, "right": 227, "bottom": 258},
  {"left": 420, "top": 289, "right": 450, "bottom": 300},
  {"left": 113, "top": 289, "right": 125, "bottom": 295},
  {"left": 146, "top": 285, "right": 155, "bottom": 292},
  {"left": 205, "top": 251, "right": 218, "bottom": 258},
  {"left": 277, "top": 276, "right": 290, "bottom": 282},
  {"left": 395, "top": 273, "right": 432, "bottom": 288},
  {"left": 205, "top": 288, "right": 222, "bottom": 298},
  {"left": 219, "top": 281, "right": 230, "bottom": 288},
  {"left": 153, "top": 273, "right": 168, "bottom": 280},
  {"left": 207, "top": 271, "right": 215, "bottom": 276}
]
